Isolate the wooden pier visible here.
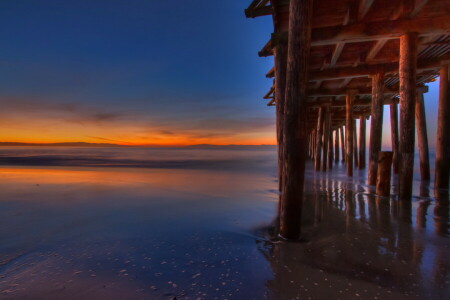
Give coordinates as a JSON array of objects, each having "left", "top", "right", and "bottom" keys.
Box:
[{"left": 246, "top": 0, "right": 450, "bottom": 239}]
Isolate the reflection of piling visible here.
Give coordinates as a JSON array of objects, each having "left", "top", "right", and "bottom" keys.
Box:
[{"left": 376, "top": 151, "right": 393, "bottom": 197}]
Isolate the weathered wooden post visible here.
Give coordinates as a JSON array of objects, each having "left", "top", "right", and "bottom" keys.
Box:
[
  {"left": 279, "top": 0, "right": 313, "bottom": 240},
  {"left": 359, "top": 116, "right": 366, "bottom": 169},
  {"left": 390, "top": 100, "right": 400, "bottom": 174},
  {"left": 415, "top": 86, "right": 430, "bottom": 181},
  {"left": 353, "top": 119, "right": 359, "bottom": 169},
  {"left": 335, "top": 129, "right": 340, "bottom": 162},
  {"left": 346, "top": 90, "right": 357, "bottom": 176},
  {"left": 328, "top": 127, "right": 334, "bottom": 169},
  {"left": 322, "top": 105, "right": 330, "bottom": 172},
  {"left": 340, "top": 126, "right": 345, "bottom": 162},
  {"left": 376, "top": 151, "right": 393, "bottom": 197},
  {"left": 398, "top": 32, "right": 418, "bottom": 200},
  {"left": 273, "top": 33, "right": 288, "bottom": 192},
  {"left": 271, "top": 0, "right": 288, "bottom": 192},
  {"left": 368, "top": 72, "right": 385, "bottom": 185},
  {"left": 315, "top": 107, "right": 325, "bottom": 171},
  {"left": 435, "top": 64, "right": 450, "bottom": 190}
]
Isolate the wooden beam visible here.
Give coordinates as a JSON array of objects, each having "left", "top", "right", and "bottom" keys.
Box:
[
  {"left": 274, "top": 43, "right": 288, "bottom": 191},
  {"left": 328, "top": 125, "right": 334, "bottom": 169},
  {"left": 353, "top": 119, "right": 359, "bottom": 169},
  {"left": 263, "top": 15, "right": 450, "bottom": 54},
  {"left": 368, "top": 72, "right": 385, "bottom": 186},
  {"left": 279, "top": 0, "right": 313, "bottom": 240},
  {"left": 366, "top": 39, "right": 389, "bottom": 62},
  {"left": 340, "top": 126, "right": 346, "bottom": 162},
  {"left": 309, "top": 54, "right": 450, "bottom": 81},
  {"left": 359, "top": 116, "right": 366, "bottom": 169},
  {"left": 390, "top": 100, "right": 400, "bottom": 174},
  {"left": 335, "top": 129, "right": 340, "bottom": 163},
  {"left": 415, "top": 88, "right": 430, "bottom": 181},
  {"left": 306, "top": 86, "right": 397, "bottom": 97},
  {"left": 339, "top": 77, "right": 352, "bottom": 88},
  {"left": 435, "top": 64, "right": 450, "bottom": 190},
  {"left": 376, "top": 152, "right": 393, "bottom": 197},
  {"left": 330, "top": 42, "right": 345, "bottom": 66},
  {"left": 266, "top": 66, "right": 275, "bottom": 78},
  {"left": 358, "top": 0, "right": 375, "bottom": 21},
  {"left": 263, "top": 55, "right": 450, "bottom": 83},
  {"left": 322, "top": 105, "right": 331, "bottom": 171},
  {"left": 264, "top": 85, "right": 275, "bottom": 99},
  {"left": 399, "top": 32, "right": 418, "bottom": 200},
  {"left": 315, "top": 107, "right": 325, "bottom": 171},
  {"left": 411, "top": 0, "right": 430, "bottom": 17}
]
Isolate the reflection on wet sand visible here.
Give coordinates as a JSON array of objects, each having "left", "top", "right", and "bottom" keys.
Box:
[{"left": 260, "top": 165, "right": 449, "bottom": 299}]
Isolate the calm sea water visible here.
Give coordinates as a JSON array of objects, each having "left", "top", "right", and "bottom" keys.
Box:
[{"left": 0, "top": 147, "right": 448, "bottom": 299}]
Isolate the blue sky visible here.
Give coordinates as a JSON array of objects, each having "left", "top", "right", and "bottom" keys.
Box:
[
  {"left": 0, "top": 0, "right": 276, "bottom": 145},
  {"left": 0, "top": 0, "right": 440, "bottom": 147}
]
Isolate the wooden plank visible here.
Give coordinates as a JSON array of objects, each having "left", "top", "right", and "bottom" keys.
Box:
[
  {"left": 398, "top": 32, "right": 418, "bottom": 200},
  {"left": 279, "top": 0, "right": 313, "bottom": 240}
]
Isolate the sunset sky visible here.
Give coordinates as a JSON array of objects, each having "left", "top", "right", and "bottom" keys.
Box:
[{"left": 0, "top": 0, "right": 440, "bottom": 147}]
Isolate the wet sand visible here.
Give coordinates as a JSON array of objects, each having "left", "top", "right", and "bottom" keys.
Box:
[{"left": 0, "top": 147, "right": 448, "bottom": 299}]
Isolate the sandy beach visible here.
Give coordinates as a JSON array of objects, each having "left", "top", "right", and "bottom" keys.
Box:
[{"left": 0, "top": 147, "right": 448, "bottom": 299}]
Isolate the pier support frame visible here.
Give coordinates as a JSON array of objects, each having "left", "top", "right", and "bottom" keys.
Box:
[
  {"left": 322, "top": 105, "right": 331, "bottom": 172},
  {"left": 390, "top": 100, "right": 400, "bottom": 174},
  {"left": 376, "top": 151, "right": 393, "bottom": 197},
  {"left": 315, "top": 107, "right": 325, "bottom": 171},
  {"left": 346, "top": 90, "right": 357, "bottom": 177},
  {"left": 368, "top": 72, "right": 385, "bottom": 185},
  {"left": 274, "top": 44, "right": 288, "bottom": 191},
  {"left": 335, "top": 129, "right": 340, "bottom": 162},
  {"left": 279, "top": 0, "right": 313, "bottom": 240},
  {"left": 359, "top": 116, "right": 366, "bottom": 169},
  {"left": 340, "top": 126, "right": 345, "bottom": 162},
  {"left": 415, "top": 87, "right": 430, "bottom": 181},
  {"left": 328, "top": 126, "right": 334, "bottom": 169},
  {"left": 353, "top": 119, "right": 359, "bottom": 169},
  {"left": 435, "top": 64, "right": 450, "bottom": 190},
  {"left": 399, "top": 32, "right": 418, "bottom": 200}
]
